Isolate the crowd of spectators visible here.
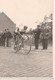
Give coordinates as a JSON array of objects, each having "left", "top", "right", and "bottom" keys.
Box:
[{"left": 0, "top": 29, "right": 12, "bottom": 47}]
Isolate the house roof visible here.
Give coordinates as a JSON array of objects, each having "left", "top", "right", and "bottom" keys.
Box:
[{"left": 0, "top": 12, "right": 16, "bottom": 25}]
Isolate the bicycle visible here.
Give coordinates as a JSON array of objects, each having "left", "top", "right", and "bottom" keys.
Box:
[{"left": 11, "top": 32, "right": 31, "bottom": 55}]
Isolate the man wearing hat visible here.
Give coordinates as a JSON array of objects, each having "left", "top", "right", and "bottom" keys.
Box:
[
  {"left": 40, "top": 23, "right": 50, "bottom": 50},
  {"left": 34, "top": 25, "right": 41, "bottom": 49}
]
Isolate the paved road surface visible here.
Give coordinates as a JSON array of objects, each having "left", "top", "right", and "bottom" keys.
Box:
[{"left": 0, "top": 46, "right": 53, "bottom": 77}]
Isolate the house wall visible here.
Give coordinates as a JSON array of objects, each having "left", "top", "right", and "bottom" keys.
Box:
[{"left": 0, "top": 12, "right": 16, "bottom": 33}]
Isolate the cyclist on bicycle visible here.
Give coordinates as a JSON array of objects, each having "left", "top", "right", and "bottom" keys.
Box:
[
  {"left": 12, "top": 27, "right": 31, "bottom": 54},
  {"left": 13, "top": 28, "right": 23, "bottom": 49}
]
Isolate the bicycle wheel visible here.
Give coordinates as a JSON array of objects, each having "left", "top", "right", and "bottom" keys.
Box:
[
  {"left": 11, "top": 34, "right": 31, "bottom": 54},
  {"left": 11, "top": 39, "right": 21, "bottom": 53},
  {"left": 18, "top": 38, "right": 31, "bottom": 55}
]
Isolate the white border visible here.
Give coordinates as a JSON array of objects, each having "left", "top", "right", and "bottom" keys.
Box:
[{"left": 0, "top": 0, "right": 54, "bottom": 80}]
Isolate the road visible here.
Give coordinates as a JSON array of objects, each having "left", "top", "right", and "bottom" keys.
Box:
[{"left": 0, "top": 46, "right": 53, "bottom": 77}]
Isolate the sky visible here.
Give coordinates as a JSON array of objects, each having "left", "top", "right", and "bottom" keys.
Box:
[{"left": 0, "top": 0, "right": 53, "bottom": 30}]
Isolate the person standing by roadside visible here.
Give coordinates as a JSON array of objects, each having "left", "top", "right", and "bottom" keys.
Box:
[
  {"left": 0, "top": 33, "right": 1, "bottom": 46},
  {"left": 0, "top": 31, "right": 3, "bottom": 46},
  {"left": 6, "top": 29, "right": 12, "bottom": 47},
  {"left": 40, "top": 23, "right": 50, "bottom": 50},
  {"left": 34, "top": 25, "right": 41, "bottom": 49},
  {"left": 2, "top": 29, "right": 7, "bottom": 46}
]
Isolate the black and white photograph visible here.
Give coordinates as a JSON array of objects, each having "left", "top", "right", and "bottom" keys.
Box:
[{"left": 0, "top": 0, "right": 53, "bottom": 78}]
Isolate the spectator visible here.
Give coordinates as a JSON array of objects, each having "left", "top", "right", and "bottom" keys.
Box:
[
  {"left": 6, "top": 29, "right": 12, "bottom": 47},
  {"left": 40, "top": 24, "right": 50, "bottom": 50},
  {"left": 1, "top": 29, "right": 7, "bottom": 46},
  {"left": 0, "top": 31, "right": 3, "bottom": 46},
  {"left": 34, "top": 25, "right": 41, "bottom": 49}
]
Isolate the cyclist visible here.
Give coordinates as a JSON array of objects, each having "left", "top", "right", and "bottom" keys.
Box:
[
  {"left": 20, "top": 26, "right": 28, "bottom": 40},
  {"left": 13, "top": 27, "right": 29, "bottom": 51},
  {"left": 13, "top": 28, "right": 23, "bottom": 49},
  {"left": 12, "top": 27, "right": 31, "bottom": 54}
]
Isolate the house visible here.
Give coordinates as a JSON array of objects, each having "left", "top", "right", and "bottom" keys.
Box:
[{"left": 0, "top": 12, "right": 16, "bottom": 33}]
